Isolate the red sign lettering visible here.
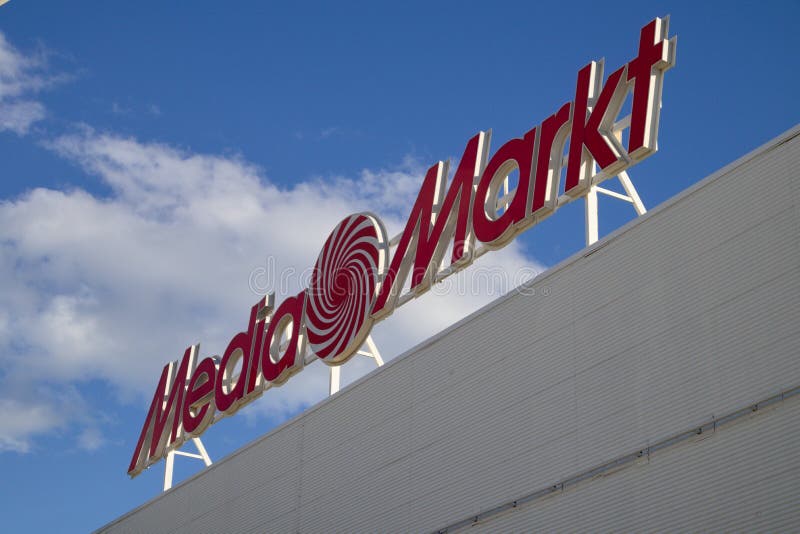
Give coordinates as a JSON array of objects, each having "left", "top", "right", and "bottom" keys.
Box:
[{"left": 129, "top": 18, "right": 676, "bottom": 477}]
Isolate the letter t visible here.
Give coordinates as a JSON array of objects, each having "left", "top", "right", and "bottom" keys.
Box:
[{"left": 627, "top": 17, "right": 676, "bottom": 160}]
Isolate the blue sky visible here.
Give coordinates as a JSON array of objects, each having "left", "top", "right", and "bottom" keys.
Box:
[{"left": 0, "top": 2, "right": 798, "bottom": 532}]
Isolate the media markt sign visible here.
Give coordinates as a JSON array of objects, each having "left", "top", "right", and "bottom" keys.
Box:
[{"left": 129, "top": 17, "right": 677, "bottom": 477}]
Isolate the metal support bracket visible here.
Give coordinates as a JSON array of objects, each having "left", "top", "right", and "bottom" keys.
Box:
[
  {"left": 585, "top": 169, "right": 647, "bottom": 246},
  {"left": 329, "top": 334, "right": 384, "bottom": 396},
  {"left": 163, "top": 436, "right": 212, "bottom": 491}
]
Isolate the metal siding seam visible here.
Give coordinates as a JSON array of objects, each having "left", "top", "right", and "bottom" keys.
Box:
[{"left": 468, "top": 402, "right": 800, "bottom": 532}]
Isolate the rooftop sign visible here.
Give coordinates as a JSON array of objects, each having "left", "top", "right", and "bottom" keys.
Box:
[{"left": 129, "top": 17, "right": 676, "bottom": 477}]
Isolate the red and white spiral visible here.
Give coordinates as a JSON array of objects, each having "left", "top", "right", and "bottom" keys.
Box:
[{"left": 306, "top": 213, "right": 388, "bottom": 363}]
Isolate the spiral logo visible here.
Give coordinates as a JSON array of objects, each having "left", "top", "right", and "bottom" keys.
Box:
[{"left": 306, "top": 213, "right": 388, "bottom": 363}]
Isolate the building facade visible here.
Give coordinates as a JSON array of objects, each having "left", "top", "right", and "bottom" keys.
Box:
[{"left": 98, "top": 125, "right": 800, "bottom": 533}]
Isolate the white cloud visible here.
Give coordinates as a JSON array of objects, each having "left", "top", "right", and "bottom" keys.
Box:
[
  {"left": 110, "top": 101, "right": 130, "bottom": 115},
  {"left": 321, "top": 155, "right": 428, "bottom": 218},
  {"left": 0, "top": 34, "right": 50, "bottom": 97},
  {"left": 0, "top": 32, "right": 60, "bottom": 134},
  {"left": 0, "top": 125, "right": 543, "bottom": 453},
  {"left": 319, "top": 126, "right": 340, "bottom": 139},
  {"left": 0, "top": 100, "right": 46, "bottom": 134},
  {"left": 0, "top": 398, "right": 60, "bottom": 453},
  {"left": 0, "top": 384, "right": 110, "bottom": 453},
  {"left": 77, "top": 426, "right": 105, "bottom": 452}
]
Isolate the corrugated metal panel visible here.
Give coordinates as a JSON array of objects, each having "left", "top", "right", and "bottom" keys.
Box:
[
  {"left": 98, "top": 127, "right": 800, "bottom": 533},
  {"left": 469, "top": 399, "right": 800, "bottom": 532}
]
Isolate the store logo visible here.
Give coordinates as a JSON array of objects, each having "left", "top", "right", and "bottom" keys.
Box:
[{"left": 129, "top": 17, "right": 676, "bottom": 477}]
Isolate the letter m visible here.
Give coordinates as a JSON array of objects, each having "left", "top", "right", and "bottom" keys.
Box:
[
  {"left": 372, "top": 132, "right": 489, "bottom": 318},
  {"left": 127, "top": 346, "right": 196, "bottom": 477}
]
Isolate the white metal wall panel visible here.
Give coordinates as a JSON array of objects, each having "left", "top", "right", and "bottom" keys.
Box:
[
  {"left": 471, "top": 399, "right": 800, "bottom": 532},
  {"left": 98, "top": 126, "right": 800, "bottom": 533}
]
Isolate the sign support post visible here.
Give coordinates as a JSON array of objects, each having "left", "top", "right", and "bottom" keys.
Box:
[
  {"left": 163, "top": 437, "right": 212, "bottom": 491},
  {"left": 329, "top": 335, "right": 384, "bottom": 395},
  {"left": 585, "top": 169, "right": 648, "bottom": 246}
]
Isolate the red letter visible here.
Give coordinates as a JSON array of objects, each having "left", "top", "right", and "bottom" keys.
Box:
[
  {"left": 214, "top": 297, "right": 271, "bottom": 414},
  {"left": 261, "top": 291, "right": 306, "bottom": 385},
  {"left": 128, "top": 345, "right": 196, "bottom": 477},
  {"left": 244, "top": 294, "right": 274, "bottom": 396},
  {"left": 565, "top": 62, "right": 628, "bottom": 197},
  {"left": 627, "top": 17, "right": 676, "bottom": 160},
  {"left": 372, "top": 132, "right": 488, "bottom": 316},
  {"left": 182, "top": 357, "right": 217, "bottom": 437},
  {"left": 531, "top": 102, "right": 571, "bottom": 216},
  {"left": 472, "top": 127, "right": 537, "bottom": 247}
]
